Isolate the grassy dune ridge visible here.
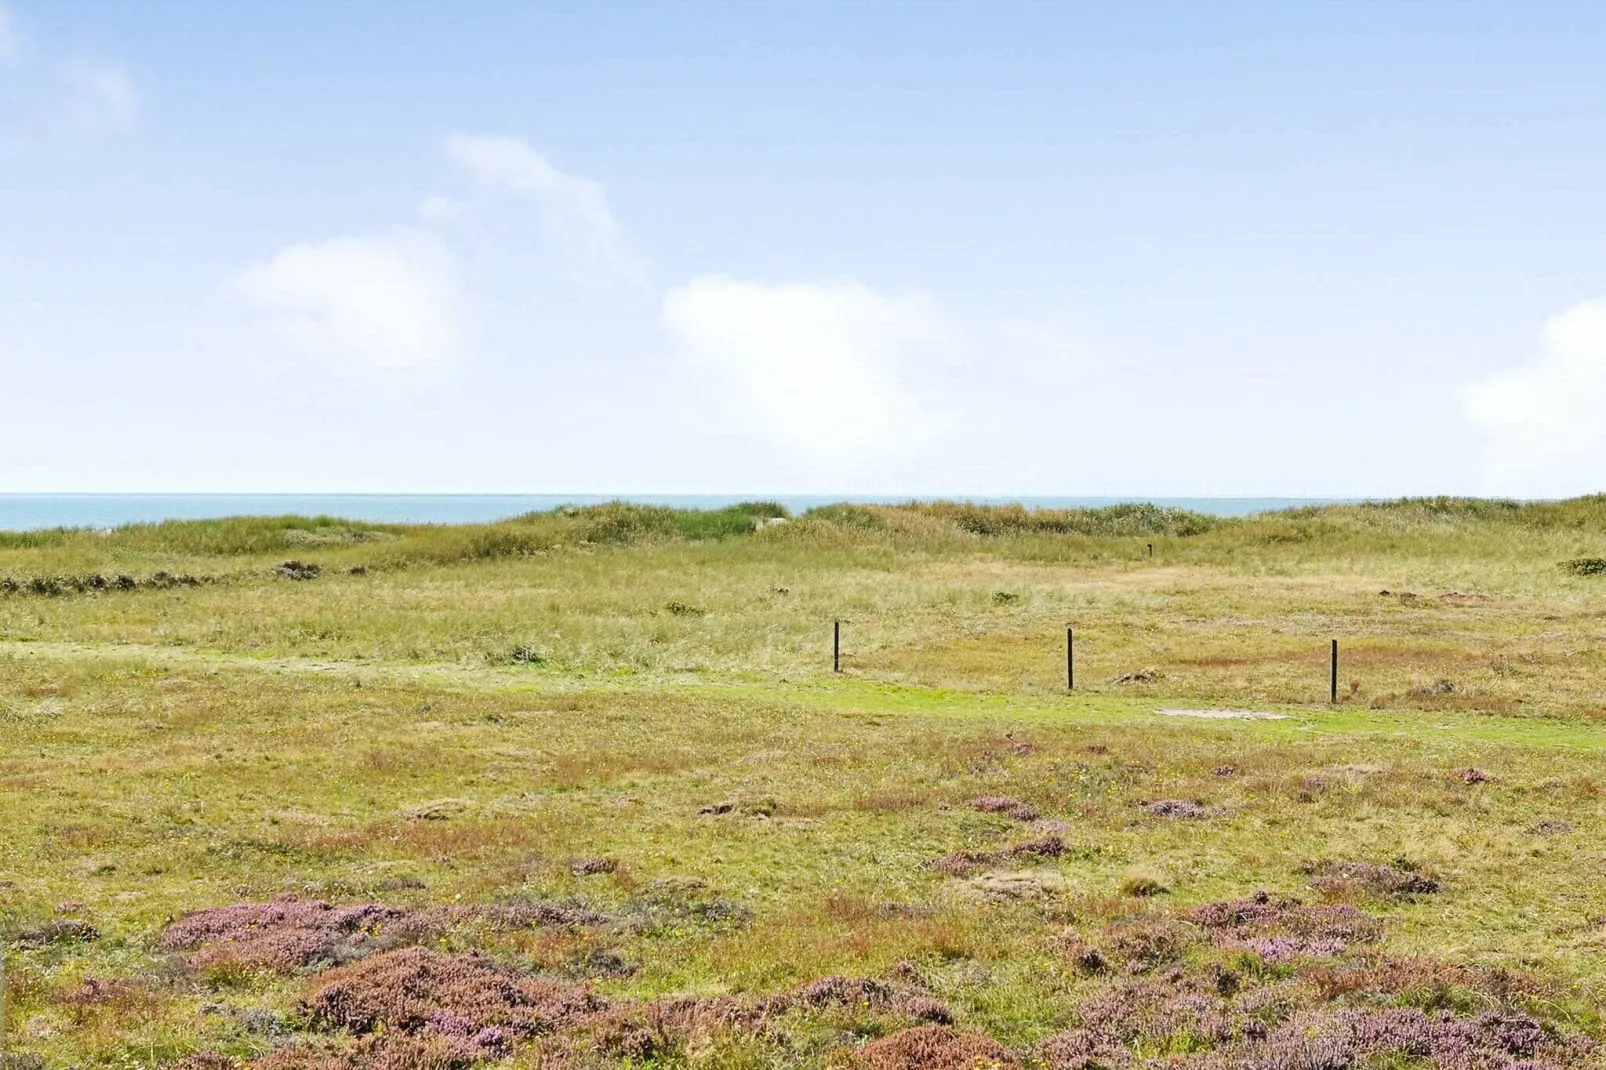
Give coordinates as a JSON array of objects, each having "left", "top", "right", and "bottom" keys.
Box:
[
  {"left": 4, "top": 498, "right": 1606, "bottom": 1067},
  {"left": 5, "top": 498, "right": 1606, "bottom": 715}
]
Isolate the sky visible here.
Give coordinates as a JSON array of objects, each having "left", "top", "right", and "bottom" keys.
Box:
[{"left": 2, "top": 1, "right": 1605, "bottom": 497}]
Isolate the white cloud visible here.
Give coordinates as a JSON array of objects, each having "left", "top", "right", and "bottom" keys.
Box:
[
  {"left": 230, "top": 135, "right": 641, "bottom": 379},
  {"left": 60, "top": 60, "right": 138, "bottom": 132},
  {"left": 443, "top": 133, "right": 642, "bottom": 283},
  {"left": 446, "top": 133, "right": 615, "bottom": 230},
  {"left": 1463, "top": 297, "right": 1606, "bottom": 489},
  {"left": 662, "top": 276, "right": 956, "bottom": 460},
  {"left": 230, "top": 234, "right": 462, "bottom": 370}
]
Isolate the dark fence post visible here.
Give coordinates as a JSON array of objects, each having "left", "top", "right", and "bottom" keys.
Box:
[
  {"left": 1066, "top": 627, "right": 1074, "bottom": 691},
  {"left": 834, "top": 620, "right": 841, "bottom": 673},
  {"left": 1148, "top": 543, "right": 1154, "bottom": 558},
  {"left": 1330, "top": 639, "right": 1339, "bottom": 703}
]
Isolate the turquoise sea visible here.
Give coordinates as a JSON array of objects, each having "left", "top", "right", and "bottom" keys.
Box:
[{"left": 0, "top": 495, "right": 1358, "bottom": 532}]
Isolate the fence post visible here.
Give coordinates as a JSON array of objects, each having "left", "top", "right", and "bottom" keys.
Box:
[
  {"left": 834, "top": 620, "right": 841, "bottom": 673},
  {"left": 1330, "top": 639, "right": 1339, "bottom": 703},
  {"left": 1066, "top": 627, "right": 1074, "bottom": 691}
]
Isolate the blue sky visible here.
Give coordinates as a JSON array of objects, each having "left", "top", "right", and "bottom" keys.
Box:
[{"left": 3, "top": 1, "right": 1605, "bottom": 495}]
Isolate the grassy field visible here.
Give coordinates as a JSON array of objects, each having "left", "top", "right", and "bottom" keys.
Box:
[{"left": 5, "top": 499, "right": 1606, "bottom": 1068}]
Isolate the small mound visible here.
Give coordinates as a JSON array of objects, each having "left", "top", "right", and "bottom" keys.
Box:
[
  {"left": 1002, "top": 835, "right": 1066, "bottom": 860},
  {"left": 274, "top": 560, "right": 322, "bottom": 581},
  {"left": 1309, "top": 957, "right": 1548, "bottom": 1006},
  {"left": 779, "top": 975, "right": 952, "bottom": 1024},
  {"left": 162, "top": 896, "right": 442, "bottom": 973},
  {"left": 1101, "top": 917, "right": 1200, "bottom": 969},
  {"left": 1310, "top": 861, "right": 1439, "bottom": 899},
  {"left": 1037, "top": 991, "right": 1585, "bottom": 1070},
  {"left": 971, "top": 796, "right": 1040, "bottom": 821},
  {"left": 1036, "top": 898, "right": 1587, "bottom": 1070},
  {"left": 570, "top": 856, "right": 617, "bottom": 876},
  {"left": 930, "top": 836, "right": 1066, "bottom": 876},
  {"left": 302, "top": 946, "right": 607, "bottom": 1039},
  {"left": 1182, "top": 892, "right": 1381, "bottom": 962},
  {"left": 13, "top": 918, "right": 98, "bottom": 948},
  {"left": 1203, "top": 1007, "right": 1572, "bottom": 1070},
  {"left": 847, "top": 1025, "right": 1021, "bottom": 1069},
  {"left": 583, "top": 995, "right": 760, "bottom": 1061},
  {"left": 931, "top": 849, "right": 992, "bottom": 876},
  {"left": 581, "top": 974, "right": 952, "bottom": 1060},
  {"left": 479, "top": 898, "right": 607, "bottom": 930},
  {"left": 1145, "top": 799, "right": 1213, "bottom": 819}
]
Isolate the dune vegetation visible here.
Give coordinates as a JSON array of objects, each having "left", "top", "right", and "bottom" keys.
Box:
[{"left": 5, "top": 498, "right": 1606, "bottom": 1068}]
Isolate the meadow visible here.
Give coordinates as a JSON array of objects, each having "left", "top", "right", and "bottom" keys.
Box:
[{"left": 4, "top": 498, "right": 1606, "bottom": 1068}]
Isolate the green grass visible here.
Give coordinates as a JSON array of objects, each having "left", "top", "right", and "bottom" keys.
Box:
[{"left": 5, "top": 499, "right": 1606, "bottom": 1067}]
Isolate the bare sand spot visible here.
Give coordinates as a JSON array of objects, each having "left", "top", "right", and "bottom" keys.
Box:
[{"left": 1157, "top": 708, "right": 1288, "bottom": 721}]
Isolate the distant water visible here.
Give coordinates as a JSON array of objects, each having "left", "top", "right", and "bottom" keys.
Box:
[{"left": 0, "top": 494, "right": 1354, "bottom": 532}]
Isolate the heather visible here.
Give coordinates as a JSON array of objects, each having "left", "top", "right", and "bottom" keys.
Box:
[{"left": 161, "top": 896, "right": 444, "bottom": 973}]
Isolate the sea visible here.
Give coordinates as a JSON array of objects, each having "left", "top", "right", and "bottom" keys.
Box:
[{"left": 0, "top": 495, "right": 1354, "bottom": 532}]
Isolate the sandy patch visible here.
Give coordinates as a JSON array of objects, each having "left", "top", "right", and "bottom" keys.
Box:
[
  {"left": 1157, "top": 708, "right": 1288, "bottom": 721},
  {"left": 966, "top": 869, "right": 1072, "bottom": 901}
]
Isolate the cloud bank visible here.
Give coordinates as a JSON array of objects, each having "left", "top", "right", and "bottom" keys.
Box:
[
  {"left": 663, "top": 277, "right": 954, "bottom": 461},
  {"left": 231, "top": 134, "right": 639, "bottom": 377},
  {"left": 232, "top": 134, "right": 973, "bottom": 467},
  {"left": 231, "top": 235, "right": 462, "bottom": 370},
  {"left": 1463, "top": 297, "right": 1606, "bottom": 491},
  {"left": 441, "top": 133, "right": 644, "bottom": 285}
]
